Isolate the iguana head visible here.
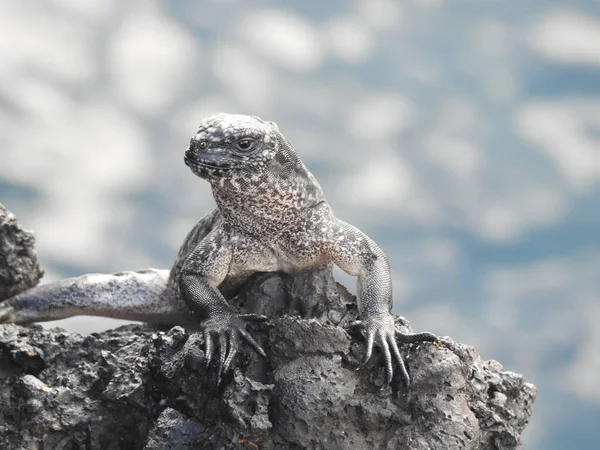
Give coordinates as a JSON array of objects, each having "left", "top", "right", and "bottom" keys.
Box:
[{"left": 184, "top": 113, "right": 281, "bottom": 182}]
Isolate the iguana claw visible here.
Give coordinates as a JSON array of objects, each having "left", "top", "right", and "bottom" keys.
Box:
[
  {"left": 349, "top": 314, "right": 437, "bottom": 387},
  {"left": 201, "top": 312, "right": 268, "bottom": 385}
]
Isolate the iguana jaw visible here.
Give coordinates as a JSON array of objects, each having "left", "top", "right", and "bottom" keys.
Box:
[{"left": 184, "top": 149, "right": 234, "bottom": 180}]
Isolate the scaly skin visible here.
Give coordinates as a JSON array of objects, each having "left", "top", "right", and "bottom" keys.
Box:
[{"left": 0, "top": 113, "right": 437, "bottom": 386}]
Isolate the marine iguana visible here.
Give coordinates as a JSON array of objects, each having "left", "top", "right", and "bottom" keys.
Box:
[{"left": 0, "top": 113, "right": 436, "bottom": 386}]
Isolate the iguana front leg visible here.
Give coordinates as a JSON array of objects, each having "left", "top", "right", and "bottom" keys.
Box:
[
  {"left": 178, "top": 225, "right": 267, "bottom": 384},
  {"left": 322, "top": 219, "right": 437, "bottom": 387}
]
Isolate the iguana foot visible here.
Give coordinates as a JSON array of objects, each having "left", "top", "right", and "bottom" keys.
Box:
[
  {"left": 349, "top": 313, "right": 437, "bottom": 387},
  {"left": 201, "top": 312, "right": 268, "bottom": 385}
]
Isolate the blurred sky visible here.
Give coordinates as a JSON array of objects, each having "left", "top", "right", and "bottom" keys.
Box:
[{"left": 1, "top": 0, "right": 599, "bottom": 448}]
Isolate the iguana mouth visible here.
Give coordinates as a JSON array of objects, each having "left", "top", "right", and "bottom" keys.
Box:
[{"left": 184, "top": 154, "right": 233, "bottom": 171}]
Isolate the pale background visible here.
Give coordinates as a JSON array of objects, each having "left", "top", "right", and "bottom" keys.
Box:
[{"left": 1, "top": 0, "right": 599, "bottom": 448}]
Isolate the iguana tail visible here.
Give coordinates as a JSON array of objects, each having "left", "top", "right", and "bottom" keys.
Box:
[{"left": 0, "top": 269, "right": 195, "bottom": 325}]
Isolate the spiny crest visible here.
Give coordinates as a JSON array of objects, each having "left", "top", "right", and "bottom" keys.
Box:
[{"left": 193, "top": 113, "right": 277, "bottom": 145}]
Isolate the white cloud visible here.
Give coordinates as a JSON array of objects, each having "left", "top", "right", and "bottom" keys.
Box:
[
  {"left": 468, "top": 187, "right": 566, "bottom": 243},
  {"left": 0, "top": 1, "right": 96, "bottom": 84},
  {"left": 418, "top": 237, "right": 461, "bottom": 269},
  {"left": 422, "top": 134, "right": 483, "bottom": 177},
  {"left": 436, "top": 98, "right": 479, "bottom": 135},
  {"left": 238, "top": 9, "right": 324, "bottom": 72},
  {"left": 414, "top": 96, "right": 567, "bottom": 242},
  {"left": 562, "top": 301, "right": 600, "bottom": 402},
  {"left": 346, "top": 94, "right": 414, "bottom": 140},
  {"left": 403, "top": 59, "right": 442, "bottom": 86},
  {"left": 356, "top": 0, "right": 403, "bottom": 31},
  {"left": 479, "top": 251, "right": 600, "bottom": 425},
  {"left": 472, "top": 21, "right": 519, "bottom": 102},
  {"left": 528, "top": 9, "right": 600, "bottom": 68},
  {"left": 337, "top": 152, "right": 415, "bottom": 209},
  {"left": 0, "top": 97, "right": 152, "bottom": 267},
  {"left": 2, "top": 101, "right": 151, "bottom": 190},
  {"left": 52, "top": 0, "right": 118, "bottom": 23},
  {"left": 413, "top": 250, "right": 600, "bottom": 422},
  {"left": 326, "top": 17, "right": 374, "bottom": 64},
  {"left": 170, "top": 97, "right": 238, "bottom": 138},
  {"left": 411, "top": 0, "right": 443, "bottom": 8},
  {"left": 107, "top": 2, "right": 199, "bottom": 114},
  {"left": 210, "top": 42, "right": 276, "bottom": 109},
  {"left": 2, "top": 75, "right": 73, "bottom": 119},
  {"left": 484, "top": 259, "right": 572, "bottom": 304},
  {"left": 517, "top": 100, "right": 600, "bottom": 190},
  {"left": 407, "top": 304, "right": 488, "bottom": 351},
  {"left": 478, "top": 203, "right": 523, "bottom": 242},
  {"left": 481, "top": 254, "right": 599, "bottom": 373}
]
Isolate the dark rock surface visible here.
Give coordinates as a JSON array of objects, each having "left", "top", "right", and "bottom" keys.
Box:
[
  {"left": 0, "top": 204, "right": 536, "bottom": 449},
  {"left": 0, "top": 204, "right": 43, "bottom": 301}
]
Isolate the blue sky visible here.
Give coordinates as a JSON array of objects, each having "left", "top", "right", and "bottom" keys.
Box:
[{"left": 1, "top": 1, "right": 599, "bottom": 448}]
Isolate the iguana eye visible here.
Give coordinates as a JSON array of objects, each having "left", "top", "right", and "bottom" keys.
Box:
[
  {"left": 199, "top": 141, "right": 207, "bottom": 149},
  {"left": 236, "top": 139, "right": 255, "bottom": 151}
]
